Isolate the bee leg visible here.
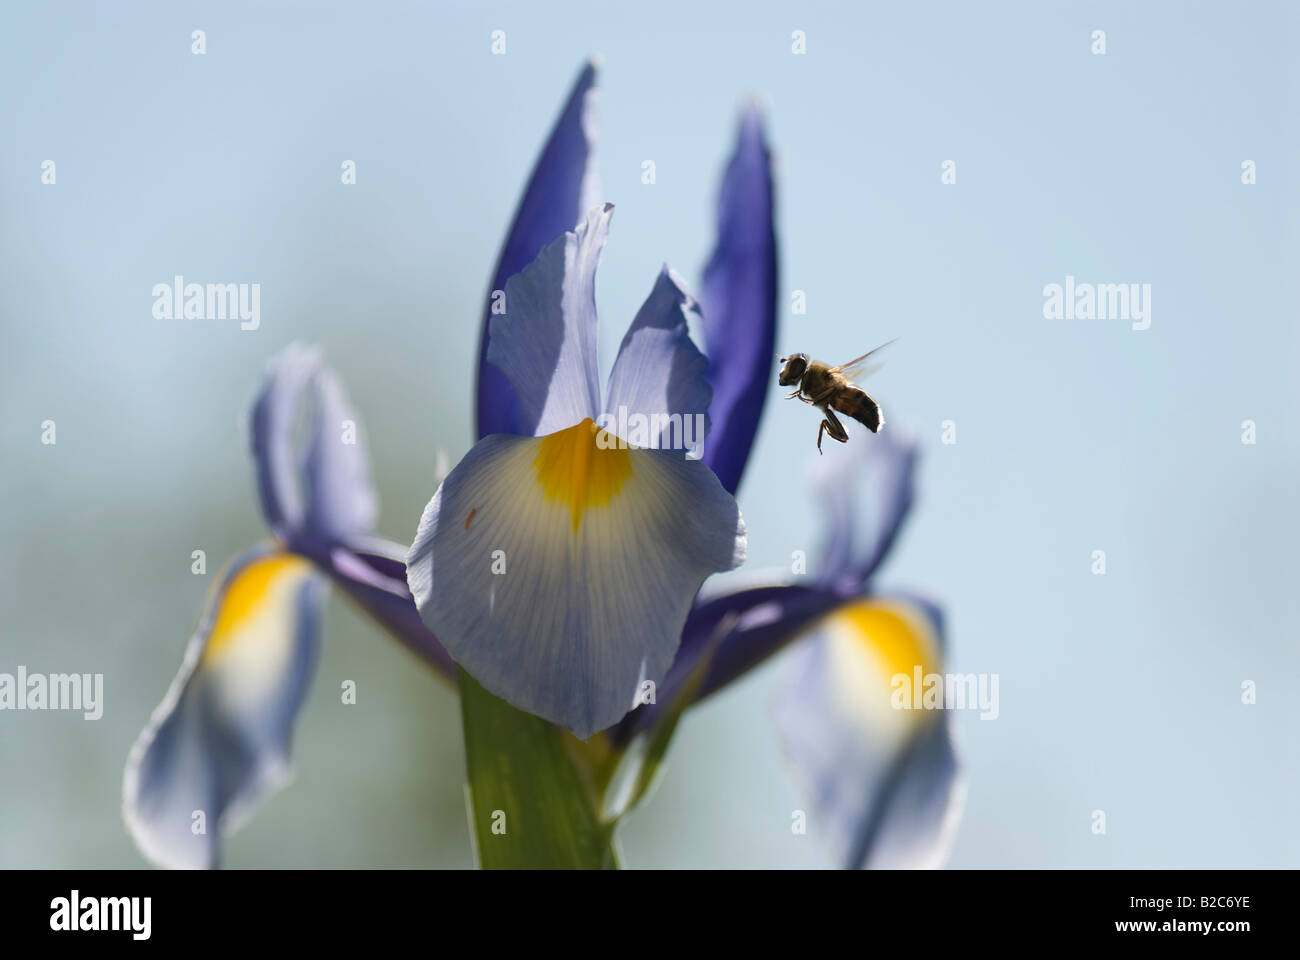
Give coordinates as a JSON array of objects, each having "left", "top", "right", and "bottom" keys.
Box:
[{"left": 817, "top": 409, "right": 849, "bottom": 455}]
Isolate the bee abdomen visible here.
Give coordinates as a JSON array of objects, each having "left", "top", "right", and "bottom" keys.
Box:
[{"left": 834, "top": 388, "right": 884, "bottom": 433}]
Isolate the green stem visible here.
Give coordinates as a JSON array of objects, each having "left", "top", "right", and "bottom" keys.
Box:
[{"left": 459, "top": 669, "right": 620, "bottom": 869}]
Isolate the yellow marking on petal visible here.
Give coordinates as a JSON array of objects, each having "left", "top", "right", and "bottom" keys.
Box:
[
  {"left": 834, "top": 599, "right": 939, "bottom": 680},
  {"left": 203, "top": 553, "right": 311, "bottom": 661},
  {"left": 533, "top": 418, "right": 633, "bottom": 531}
]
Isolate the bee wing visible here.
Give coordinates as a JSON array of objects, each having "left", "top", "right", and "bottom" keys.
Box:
[{"left": 830, "top": 338, "right": 898, "bottom": 380}]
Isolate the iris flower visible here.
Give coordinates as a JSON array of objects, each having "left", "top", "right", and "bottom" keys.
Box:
[
  {"left": 122, "top": 344, "right": 458, "bottom": 869},
  {"left": 123, "top": 61, "right": 961, "bottom": 870},
  {"left": 773, "top": 430, "right": 965, "bottom": 868},
  {"left": 407, "top": 201, "right": 746, "bottom": 739}
]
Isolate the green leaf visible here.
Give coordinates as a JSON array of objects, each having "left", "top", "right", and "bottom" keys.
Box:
[{"left": 459, "top": 669, "right": 618, "bottom": 869}]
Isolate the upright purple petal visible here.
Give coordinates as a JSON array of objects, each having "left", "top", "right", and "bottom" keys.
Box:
[
  {"left": 698, "top": 102, "right": 778, "bottom": 495},
  {"left": 812, "top": 426, "right": 919, "bottom": 591},
  {"left": 487, "top": 203, "right": 611, "bottom": 437},
  {"left": 476, "top": 61, "right": 599, "bottom": 439},
  {"left": 249, "top": 344, "right": 379, "bottom": 551},
  {"left": 602, "top": 266, "right": 711, "bottom": 451},
  {"left": 249, "top": 343, "right": 321, "bottom": 538},
  {"left": 302, "top": 367, "right": 378, "bottom": 545}
]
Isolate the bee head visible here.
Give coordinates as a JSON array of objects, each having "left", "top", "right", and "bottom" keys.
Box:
[{"left": 778, "top": 353, "right": 808, "bottom": 386}]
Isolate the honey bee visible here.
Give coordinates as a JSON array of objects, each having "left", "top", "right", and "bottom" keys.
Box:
[{"left": 778, "top": 341, "right": 894, "bottom": 453}]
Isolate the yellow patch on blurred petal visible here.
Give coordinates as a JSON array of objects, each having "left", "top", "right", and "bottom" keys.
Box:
[
  {"left": 839, "top": 601, "right": 938, "bottom": 680},
  {"left": 204, "top": 554, "right": 313, "bottom": 661},
  {"left": 533, "top": 418, "right": 632, "bottom": 530},
  {"left": 822, "top": 598, "right": 942, "bottom": 734}
]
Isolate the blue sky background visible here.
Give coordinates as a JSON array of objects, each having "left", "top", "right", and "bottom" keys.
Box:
[{"left": 1, "top": 0, "right": 1296, "bottom": 867}]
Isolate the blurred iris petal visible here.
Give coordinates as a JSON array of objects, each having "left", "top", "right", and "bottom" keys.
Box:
[
  {"left": 123, "top": 545, "right": 325, "bottom": 869},
  {"left": 302, "top": 365, "right": 379, "bottom": 545},
  {"left": 128, "top": 346, "right": 453, "bottom": 868},
  {"left": 249, "top": 343, "right": 321, "bottom": 538},
  {"left": 699, "top": 102, "right": 778, "bottom": 495},
  {"left": 249, "top": 343, "right": 379, "bottom": 552},
  {"left": 775, "top": 597, "right": 965, "bottom": 868},
  {"left": 476, "top": 61, "right": 600, "bottom": 439},
  {"left": 248, "top": 347, "right": 454, "bottom": 674},
  {"left": 811, "top": 426, "right": 919, "bottom": 591}
]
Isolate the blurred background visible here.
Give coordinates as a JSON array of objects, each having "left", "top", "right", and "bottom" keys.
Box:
[{"left": 1, "top": 0, "right": 1296, "bottom": 868}]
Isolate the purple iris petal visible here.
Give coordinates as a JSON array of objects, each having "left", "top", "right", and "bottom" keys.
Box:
[
  {"left": 406, "top": 427, "right": 745, "bottom": 740},
  {"left": 611, "top": 582, "right": 848, "bottom": 744},
  {"left": 602, "top": 266, "right": 711, "bottom": 450},
  {"left": 249, "top": 343, "right": 379, "bottom": 553},
  {"left": 316, "top": 538, "right": 457, "bottom": 679},
  {"left": 699, "top": 102, "right": 778, "bottom": 495},
  {"left": 845, "top": 711, "right": 963, "bottom": 869},
  {"left": 812, "top": 426, "right": 919, "bottom": 592},
  {"left": 487, "top": 203, "right": 610, "bottom": 437},
  {"left": 774, "top": 598, "right": 964, "bottom": 868},
  {"left": 247, "top": 345, "right": 454, "bottom": 676},
  {"left": 123, "top": 544, "right": 325, "bottom": 869},
  {"left": 476, "top": 61, "right": 599, "bottom": 439},
  {"left": 302, "top": 367, "right": 378, "bottom": 545},
  {"left": 416, "top": 206, "right": 747, "bottom": 738},
  {"left": 250, "top": 343, "right": 320, "bottom": 538}
]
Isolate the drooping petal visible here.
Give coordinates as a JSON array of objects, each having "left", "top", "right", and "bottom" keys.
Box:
[
  {"left": 249, "top": 344, "right": 379, "bottom": 549},
  {"left": 318, "top": 535, "right": 457, "bottom": 679},
  {"left": 602, "top": 266, "right": 711, "bottom": 452},
  {"left": 854, "top": 708, "right": 964, "bottom": 868},
  {"left": 812, "top": 425, "right": 918, "bottom": 590},
  {"left": 486, "top": 204, "right": 611, "bottom": 438},
  {"left": 775, "top": 596, "right": 965, "bottom": 869},
  {"left": 123, "top": 545, "right": 325, "bottom": 869},
  {"left": 698, "top": 101, "right": 778, "bottom": 495},
  {"left": 406, "top": 421, "right": 746, "bottom": 739},
  {"left": 477, "top": 61, "right": 600, "bottom": 439}
]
